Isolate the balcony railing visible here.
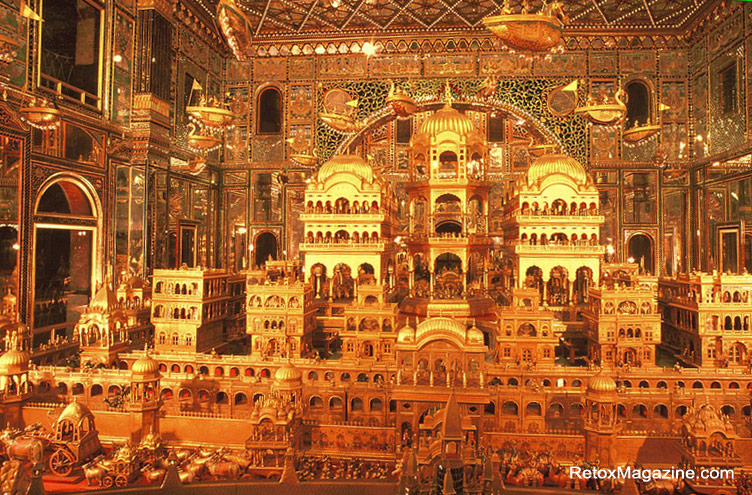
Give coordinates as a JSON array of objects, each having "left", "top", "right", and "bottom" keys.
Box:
[
  {"left": 301, "top": 241, "right": 386, "bottom": 250},
  {"left": 513, "top": 242, "right": 606, "bottom": 254},
  {"left": 39, "top": 73, "right": 100, "bottom": 109}
]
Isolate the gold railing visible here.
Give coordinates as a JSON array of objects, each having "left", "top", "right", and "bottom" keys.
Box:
[{"left": 39, "top": 73, "right": 100, "bottom": 109}]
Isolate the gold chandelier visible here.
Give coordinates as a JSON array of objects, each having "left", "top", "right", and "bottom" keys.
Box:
[
  {"left": 289, "top": 152, "right": 317, "bottom": 168},
  {"left": 186, "top": 124, "right": 222, "bottom": 154},
  {"left": 623, "top": 123, "right": 661, "bottom": 144},
  {"left": 574, "top": 87, "right": 626, "bottom": 126},
  {"left": 319, "top": 99, "right": 361, "bottom": 133},
  {"left": 186, "top": 96, "right": 236, "bottom": 132},
  {"left": 385, "top": 81, "right": 417, "bottom": 118},
  {"left": 19, "top": 97, "right": 61, "bottom": 130},
  {"left": 528, "top": 143, "right": 558, "bottom": 158},
  {"left": 187, "top": 157, "right": 207, "bottom": 175},
  {"left": 623, "top": 103, "right": 668, "bottom": 145},
  {"left": 483, "top": 1, "right": 568, "bottom": 55},
  {"left": 286, "top": 135, "right": 318, "bottom": 168}
]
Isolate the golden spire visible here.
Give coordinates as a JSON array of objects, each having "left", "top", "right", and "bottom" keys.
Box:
[{"left": 442, "top": 81, "right": 453, "bottom": 108}]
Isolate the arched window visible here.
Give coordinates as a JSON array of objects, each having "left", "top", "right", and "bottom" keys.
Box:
[
  {"left": 255, "top": 232, "right": 278, "bottom": 267},
  {"left": 257, "top": 87, "right": 283, "bottom": 134},
  {"left": 625, "top": 80, "right": 651, "bottom": 128},
  {"left": 628, "top": 233, "right": 654, "bottom": 274},
  {"left": 34, "top": 178, "right": 99, "bottom": 330}
]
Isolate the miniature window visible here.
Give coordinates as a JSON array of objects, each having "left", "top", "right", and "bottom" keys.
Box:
[
  {"left": 396, "top": 118, "right": 412, "bottom": 144},
  {"left": 488, "top": 113, "right": 504, "bottom": 142},
  {"left": 625, "top": 80, "right": 650, "bottom": 128},
  {"left": 720, "top": 62, "right": 737, "bottom": 115},
  {"left": 257, "top": 87, "right": 283, "bottom": 134}
]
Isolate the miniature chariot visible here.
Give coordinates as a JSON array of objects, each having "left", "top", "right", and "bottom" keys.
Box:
[{"left": 0, "top": 401, "right": 103, "bottom": 477}]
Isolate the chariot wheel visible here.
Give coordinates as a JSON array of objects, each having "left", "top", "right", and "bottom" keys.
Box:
[
  {"left": 102, "top": 475, "right": 114, "bottom": 488},
  {"left": 115, "top": 474, "right": 128, "bottom": 487},
  {"left": 48, "top": 449, "right": 75, "bottom": 477}
]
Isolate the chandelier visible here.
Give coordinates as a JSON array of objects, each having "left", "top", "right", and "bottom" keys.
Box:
[
  {"left": 319, "top": 99, "right": 361, "bottom": 133},
  {"left": 483, "top": 1, "right": 568, "bottom": 56},
  {"left": 186, "top": 95, "right": 236, "bottom": 132},
  {"left": 289, "top": 152, "right": 317, "bottom": 168},
  {"left": 574, "top": 87, "right": 626, "bottom": 126},
  {"left": 286, "top": 135, "right": 318, "bottom": 168},
  {"left": 623, "top": 122, "right": 661, "bottom": 144},
  {"left": 528, "top": 142, "right": 558, "bottom": 158},
  {"left": 186, "top": 124, "right": 222, "bottom": 154},
  {"left": 385, "top": 81, "right": 417, "bottom": 118},
  {"left": 623, "top": 103, "right": 668, "bottom": 145},
  {"left": 217, "top": 0, "right": 253, "bottom": 61},
  {"left": 19, "top": 97, "right": 61, "bottom": 130}
]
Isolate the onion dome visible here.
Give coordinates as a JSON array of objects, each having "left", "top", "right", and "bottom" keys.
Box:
[
  {"left": 0, "top": 347, "right": 29, "bottom": 375},
  {"left": 466, "top": 324, "right": 485, "bottom": 345},
  {"left": 274, "top": 362, "right": 302, "bottom": 389},
  {"left": 397, "top": 324, "right": 416, "bottom": 343},
  {"left": 317, "top": 155, "right": 374, "bottom": 184},
  {"left": 526, "top": 153, "right": 590, "bottom": 187},
  {"left": 587, "top": 372, "right": 617, "bottom": 394},
  {"left": 416, "top": 103, "right": 481, "bottom": 141},
  {"left": 131, "top": 351, "right": 160, "bottom": 381},
  {"left": 685, "top": 404, "right": 728, "bottom": 434}
]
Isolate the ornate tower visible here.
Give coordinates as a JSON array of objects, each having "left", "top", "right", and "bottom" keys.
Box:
[
  {"left": 583, "top": 371, "right": 620, "bottom": 467},
  {"left": 301, "top": 154, "right": 395, "bottom": 301},
  {"left": 127, "top": 348, "right": 161, "bottom": 444},
  {"left": 402, "top": 91, "right": 494, "bottom": 319},
  {"left": 0, "top": 338, "right": 31, "bottom": 428},
  {"left": 501, "top": 153, "right": 604, "bottom": 308},
  {"left": 77, "top": 283, "right": 129, "bottom": 367}
]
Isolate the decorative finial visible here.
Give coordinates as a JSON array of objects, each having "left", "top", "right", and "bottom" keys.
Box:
[{"left": 443, "top": 81, "right": 453, "bottom": 107}]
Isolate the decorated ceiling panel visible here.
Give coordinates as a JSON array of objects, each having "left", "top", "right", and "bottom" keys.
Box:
[{"left": 202, "top": 0, "right": 718, "bottom": 40}]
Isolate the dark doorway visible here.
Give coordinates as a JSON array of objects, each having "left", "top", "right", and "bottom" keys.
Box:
[
  {"left": 255, "top": 232, "right": 278, "bottom": 267},
  {"left": 628, "top": 234, "right": 654, "bottom": 274}
]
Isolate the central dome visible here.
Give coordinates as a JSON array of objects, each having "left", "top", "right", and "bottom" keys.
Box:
[
  {"left": 317, "top": 155, "right": 374, "bottom": 183},
  {"left": 526, "top": 153, "right": 590, "bottom": 186},
  {"left": 416, "top": 317, "right": 467, "bottom": 343},
  {"left": 416, "top": 104, "right": 480, "bottom": 140}
]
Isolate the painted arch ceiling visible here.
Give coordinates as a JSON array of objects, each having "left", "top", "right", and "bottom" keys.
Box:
[{"left": 199, "top": 0, "right": 718, "bottom": 40}]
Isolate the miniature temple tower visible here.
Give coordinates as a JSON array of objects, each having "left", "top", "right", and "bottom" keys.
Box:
[
  {"left": 501, "top": 153, "right": 604, "bottom": 308},
  {"left": 76, "top": 282, "right": 129, "bottom": 367},
  {"left": 583, "top": 371, "right": 620, "bottom": 467},
  {"left": 403, "top": 87, "right": 494, "bottom": 319},
  {"left": 301, "top": 154, "right": 395, "bottom": 300},
  {"left": 677, "top": 403, "right": 741, "bottom": 494},
  {"left": 127, "top": 348, "right": 161, "bottom": 444},
  {"left": 0, "top": 335, "right": 31, "bottom": 428}
]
